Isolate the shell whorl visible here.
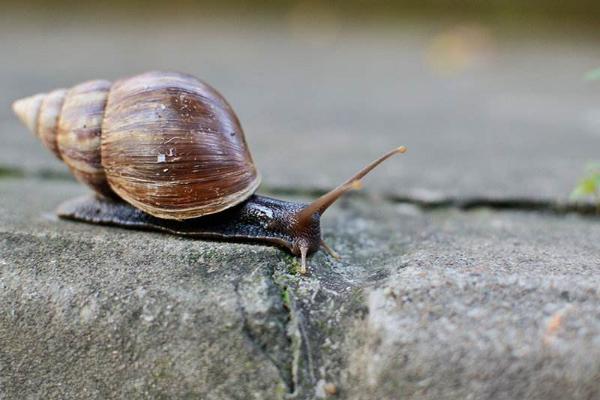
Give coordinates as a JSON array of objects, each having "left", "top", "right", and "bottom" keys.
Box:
[
  {"left": 57, "top": 80, "right": 113, "bottom": 197},
  {"left": 12, "top": 80, "right": 114, "bottom": 197},
  {"left": 13, "top": 71, "right": 261, "bottom": 220}
]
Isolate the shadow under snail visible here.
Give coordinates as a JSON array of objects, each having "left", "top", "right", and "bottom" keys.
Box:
[{"left": 12, "top": 71, "right": 406, "bottom": 274}]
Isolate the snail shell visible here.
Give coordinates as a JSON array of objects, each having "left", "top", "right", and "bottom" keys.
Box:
[{"left": 13, "top": 71, "right": 261, "bottom": 220}]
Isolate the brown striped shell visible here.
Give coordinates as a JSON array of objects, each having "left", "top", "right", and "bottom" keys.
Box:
[{"left": 12, "top": 71, "right": 261, "bottom": 220}]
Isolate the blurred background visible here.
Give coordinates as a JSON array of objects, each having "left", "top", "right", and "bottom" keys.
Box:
[{"left": 2, "top": 0, "right": 600, "bottom": 202}]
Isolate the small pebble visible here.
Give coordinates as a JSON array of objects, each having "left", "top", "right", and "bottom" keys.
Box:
[
  {"left": 324, "top": 382, "right": 337, "bottom": 396},
  {"left": 383, "top": 287, "right": 396, "bottom": 298}
]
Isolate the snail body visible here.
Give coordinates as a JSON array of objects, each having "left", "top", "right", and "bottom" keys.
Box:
[{"left": 13, "top": 71, "right": 405, "bottom": 273}]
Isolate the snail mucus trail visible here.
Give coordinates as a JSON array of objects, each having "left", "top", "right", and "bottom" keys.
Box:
[{"left": 12, "top": 71, "right": 406, "bottom": 274}]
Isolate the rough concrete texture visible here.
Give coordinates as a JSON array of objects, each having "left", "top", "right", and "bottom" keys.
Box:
[
  {"left": 1, "top": 16, "right": 600, "bottom": 203},
  {"left": 2, "top": 178, "right": 600, "bottom": 399},
  {"left": 345, "top": 210, "right": 600, "bottom": 399}
]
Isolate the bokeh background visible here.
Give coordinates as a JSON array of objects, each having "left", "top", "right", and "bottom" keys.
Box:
[{"left": 2, "top": 0, "right": 600, "bottom": 202}]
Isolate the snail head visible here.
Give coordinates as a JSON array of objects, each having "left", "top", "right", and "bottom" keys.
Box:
[{"left": 289, "top": 146, "right": 407, "bottom": 273}]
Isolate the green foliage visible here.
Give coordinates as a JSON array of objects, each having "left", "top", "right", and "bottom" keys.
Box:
[
  {"left": 574, "top": 70, "right": 600, "bottom": 209},
  {"left": 585, "top": 67, "right": 600, "bottom": 81},
  {"left": 571, "top": 163, "right": 600, "bottom": 202}
]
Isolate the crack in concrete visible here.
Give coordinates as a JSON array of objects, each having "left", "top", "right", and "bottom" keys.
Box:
[
  {"left": 271, "top": 278, "right": 316, "bottom": 399},
  {"left": 233, "top": 269, "right": 304, "bottom": 398},
  {"left": 231, "top": 259, "right": 320, "bottom": 399},
  {"left": 267, "top": 188, "right": 600, "bottom": 217},
  {"left": 233, "top": 279, "right": 294, "bottom": 395},
  {"left": 388, "top": 195, "right": 599, "bottom": 215}
]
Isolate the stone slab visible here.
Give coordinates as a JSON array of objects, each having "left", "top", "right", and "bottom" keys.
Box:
[
  {"left": 1, "top": 16, "right": 600, "bottom": 202},
  {"left": 343, "top": 208, "right": 600, "bottom": 399},
  {"left": 2, "top": 178, "right": 600, "bottom": 398}
]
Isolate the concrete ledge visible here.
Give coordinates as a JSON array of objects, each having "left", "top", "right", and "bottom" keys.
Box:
[{"left": 2, "top": 179, "right": 600, "bottom": 398}]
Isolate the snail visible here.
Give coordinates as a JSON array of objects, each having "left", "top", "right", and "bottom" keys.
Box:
[{"left": 12, "top": 71, "right": 406, "bottom": 274}]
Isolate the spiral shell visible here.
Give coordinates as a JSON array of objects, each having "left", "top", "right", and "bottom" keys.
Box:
[{"left": 12, "top": 71, "right": 261, "bottom": 220}]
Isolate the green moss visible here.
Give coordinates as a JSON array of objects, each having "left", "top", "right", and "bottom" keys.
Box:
[
  {"left": 274, "top": 382, "right": 288, "bottom": 398},
  {"left": 0, "top": 167, "right": 24, "bottom": 179},
  {"left": 183, "top": 251, "right": 202, "bottom": 264},
  {"left": 287, "top": 258, "right": 301, "bottom": 275},
  {"left": 281, "top": 287, "right": 291, "bottom": 309},
  {"left": 151, "top": 356, "right": 176, "bottom": 382}
]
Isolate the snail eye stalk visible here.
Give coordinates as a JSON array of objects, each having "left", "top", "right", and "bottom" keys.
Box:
[
  {"left": 291, "top": 146, "right": 407, "bottom": 273},
  {"left": 294, "top": 146, "right": 407, "bottom": 225}
]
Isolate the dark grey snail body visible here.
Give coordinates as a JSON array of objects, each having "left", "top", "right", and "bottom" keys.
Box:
[
  {"left": 13, "top": 71, "right": 406, "bottom": 273},
  {"left": 58, "top": 194, "right": 322, "bottom": 261}
]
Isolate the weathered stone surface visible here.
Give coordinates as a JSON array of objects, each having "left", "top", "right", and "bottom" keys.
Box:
[
  {"left": 343, "top": 209, "right": 600, "bottom": 399},
  {"left": 2, "top": 178, "right": 600, "bottom": 399},
  {"left": 0, "top": 179, "right": 290, "bottom": 399},
  {"left": 0, "top": 178, "right": 399, "bottom": 399},
  {"left": 1, "top": 17, "right": 600, "bottom": 202}
]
